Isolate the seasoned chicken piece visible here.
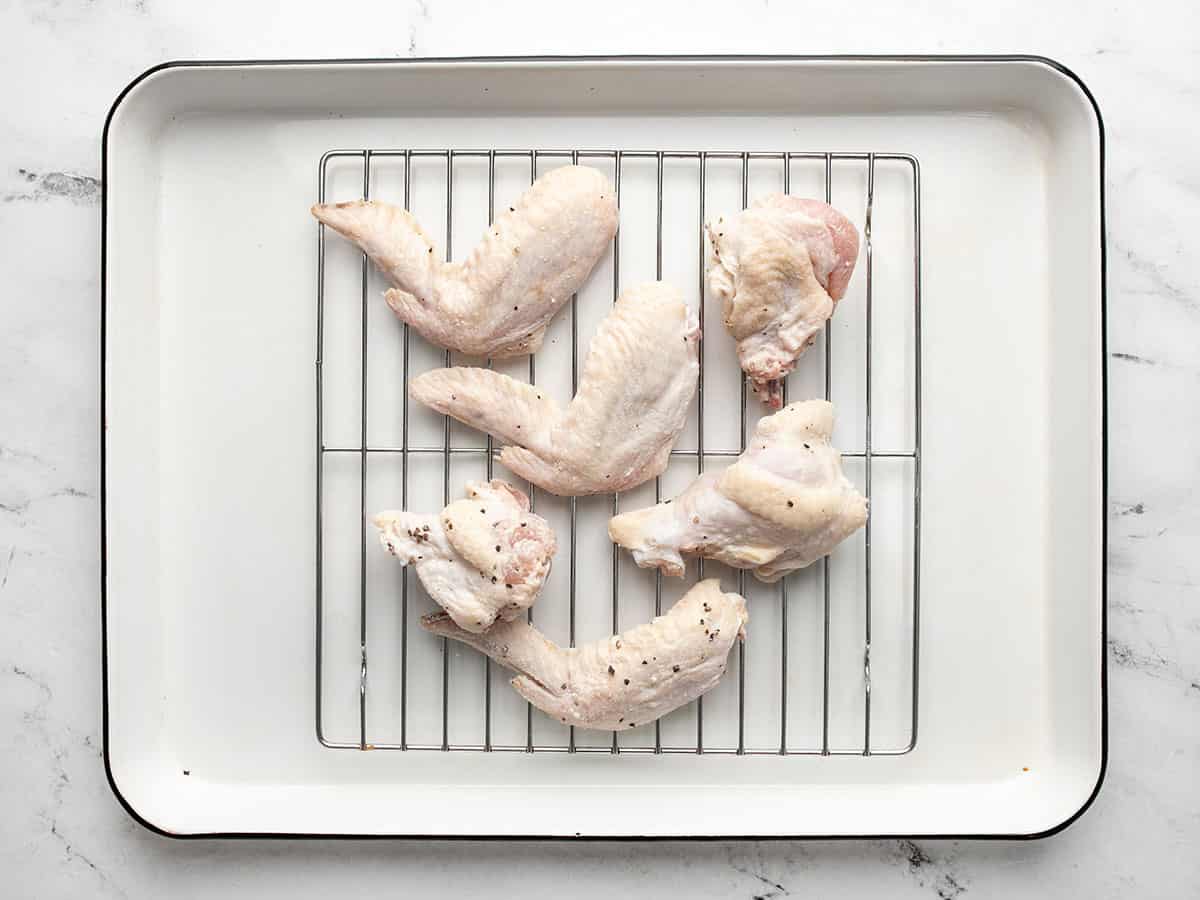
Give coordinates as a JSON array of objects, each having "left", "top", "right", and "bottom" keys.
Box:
[
  {"left": 707, "top": 195, "right": 859, "bottom": 407},
  {"left": 608, "top": 400, "right": 866, "bottom": 582},
  {"left": 409, "top": 281, "right": 700, "bottom": 496},
  {"left": 374, "top": 480, "right": 555, "bottom": 633},
  {"left": 422, "top": 579, "right": 747, "bottom": 731},
  {"left": 312, "top": 165, "right": 618, "bottom": 358}
]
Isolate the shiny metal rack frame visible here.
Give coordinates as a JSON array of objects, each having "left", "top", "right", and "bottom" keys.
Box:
[{"left": 315, "top": 147, "right": 921, "bottom": 755}]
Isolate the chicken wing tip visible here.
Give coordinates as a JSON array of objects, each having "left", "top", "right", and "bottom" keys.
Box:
[
  {"left": 420, "top": 610, "right": 453, "bottom": 631},
  {"left": 311, "top": 198, "right": 371, "bottom": 217}
]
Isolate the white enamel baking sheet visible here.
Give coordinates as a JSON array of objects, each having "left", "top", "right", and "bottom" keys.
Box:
[{"left": 102, "top": 56, "right": 1105, "bottom": 838}]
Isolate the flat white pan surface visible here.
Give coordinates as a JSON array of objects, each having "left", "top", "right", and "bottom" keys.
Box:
[{"left": 102, "top": 57, "right": 1104, "bottom": 837}]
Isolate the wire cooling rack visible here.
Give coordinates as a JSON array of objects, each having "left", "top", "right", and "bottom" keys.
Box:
[{"left": 315, "top": 147, "right": 920, "bottom": 755}]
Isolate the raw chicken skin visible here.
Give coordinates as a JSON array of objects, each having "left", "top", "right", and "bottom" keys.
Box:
[
  {"left": 421, "top": 579, "right": 747, "bottom": 731},
  {"left": 408, "top": 281, "right": 701, "bottom": 496},
  {"left": 707, "top": 195, "right": 859, "bottom": 407},
  {"left": 374, "top": 480, "right": 555, "bottom": 633},
  {"left": 608, "top": 400, "right": 867, "bottom": 582},
  {"left": 312, "top": 165, "right": 618, "bottom": 358}
]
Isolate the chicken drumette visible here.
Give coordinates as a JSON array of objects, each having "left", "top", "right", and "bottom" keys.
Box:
[
  {"left": 707, "top": 195, "right": 859, "bottom": 407},
  {"left": 375, "top": 480, "right": 555, "bottom": 633},
  {"left": 608, "top": 400, "right": 867, "bottom": 582}
]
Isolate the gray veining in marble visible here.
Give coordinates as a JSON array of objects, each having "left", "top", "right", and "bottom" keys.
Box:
[{"left": 1, "top": 0, "right": 1198, "bottom": 897}]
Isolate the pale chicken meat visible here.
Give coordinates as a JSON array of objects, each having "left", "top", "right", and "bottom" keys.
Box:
[
  {"left": 409, "top": 281, "right": 701, "bottom": 496},
  {"left": 312, "top": 165, "right": 618, "bottom": 358},
  {"left": 608, "top": 400, "right": 867, "bottom": 582},
  {"left": 374, "top": 480, "right": 555, "bottom": 633},
  {"left": 422, "top": 579, "right": 747, "bottom": 731},
  {"left": 707, "top": 195, "right": 859, "bottom": 407}
]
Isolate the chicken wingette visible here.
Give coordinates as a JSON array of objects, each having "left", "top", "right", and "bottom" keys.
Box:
[
  {"left": 422, "top": 579, "right": 747, "bottom": 731},
  {"left": 409, "top": 281, "right": 700, "bottom": 496},
  {"left": 312, "top": 165, "right": 618, "bottom": 358}
]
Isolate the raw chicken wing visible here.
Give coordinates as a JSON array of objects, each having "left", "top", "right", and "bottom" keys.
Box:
[
  {"left": 312, "top": 165, "right": 618, "bottom": 358},
  {"left": 409, "top": 281, "right": 700, "bottom": 496},
  {"left": 608, "top": 400, "right": 866, "bottom": 582},
  {"left": 421, "top": 579, "right": 747, "bottom": 731},
  {"left": 374, "top": 480, "right": 555, "bottom": 633},
  {"left": 707, "top": 195, "right": 859, "bottom": 407}
]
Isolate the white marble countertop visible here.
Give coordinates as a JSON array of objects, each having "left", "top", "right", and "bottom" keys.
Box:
[{"left": 1, "top": 1, "right": 1197, "bottom": 896}]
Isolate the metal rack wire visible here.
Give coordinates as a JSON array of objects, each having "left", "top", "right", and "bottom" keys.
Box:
[{"left": 315, "top": 147, "right": 921, "bottom": 756}]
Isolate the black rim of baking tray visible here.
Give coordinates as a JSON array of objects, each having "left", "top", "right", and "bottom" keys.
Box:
[{"left": 99, "top": 53, "right": 1108, "bottom": 842}]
